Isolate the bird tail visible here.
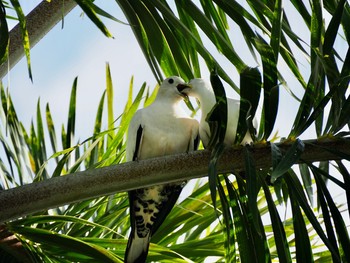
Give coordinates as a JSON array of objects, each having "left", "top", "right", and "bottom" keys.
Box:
[{"left": 124, "top": 232, "right": 150, "bottom": 263}]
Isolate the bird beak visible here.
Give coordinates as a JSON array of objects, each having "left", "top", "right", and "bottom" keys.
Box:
[
  {"left": 176, "top": 83, "right": 192, "bottom": 98},
  {"left": 177, "top": 83, "right": 196, "bottom": 111}
]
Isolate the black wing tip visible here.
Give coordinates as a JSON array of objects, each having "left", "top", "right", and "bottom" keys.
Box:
[{"left": 133, "top": 125, "right": 143, "bottom": 161}]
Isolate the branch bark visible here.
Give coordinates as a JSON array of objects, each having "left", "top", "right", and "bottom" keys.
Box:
[
  {"left": 0, "top": 0, "right": 77, "bottom": 79},
  {"left": 0, "top": 224, "right": 31, "bottom": 262},
  {"left": 1, "top": 138, "right": 349, "bottom": 223}
]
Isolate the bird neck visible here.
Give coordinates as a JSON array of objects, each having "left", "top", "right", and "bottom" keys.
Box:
[
  {"left": 153, "top": 96, "right": 183, "bottom": 113},
  {"left": 198, "top": 90, "right": 217, "bottom": 121},
  {"left": 155, "top": 93, "right": 182, "bottom": 103}
]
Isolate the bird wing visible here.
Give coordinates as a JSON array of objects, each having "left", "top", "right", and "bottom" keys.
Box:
[
  {"left": 126, "top": 111, "right": 144, "bottom": 162},
  {"left": 150, "top": 121, "right": 199, "bottom": 235},
  {"left": 125, "top": 110, "right": 149, "bottom": 263},
  {"left": 125, "top": 104, "right": 199, "bottom": 263}
]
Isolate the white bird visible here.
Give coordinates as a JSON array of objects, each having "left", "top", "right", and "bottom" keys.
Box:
[
  {"left": 124, "top": 76, "right": 199, "bottom": 263},
  {"left": 177, "top": 78, "right": 253, "bottom": 148}
]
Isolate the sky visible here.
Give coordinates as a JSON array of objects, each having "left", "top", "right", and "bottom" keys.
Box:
[
  {"left": 2, "top": 0, "right": 349, "bottom": 224},
  {"left": 2, "top": 0, "right": 312, "bottom": 142},
  {"left": 4, "top": 1, "right": 157, "bottom": 141}
]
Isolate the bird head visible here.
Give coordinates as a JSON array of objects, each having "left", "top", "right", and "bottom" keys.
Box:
[
  {"left": 177, "top": 78, "right": 213, "bottom": 100},
  {"left": 158, "top": 76, "right": 189, "bottom": 101}
]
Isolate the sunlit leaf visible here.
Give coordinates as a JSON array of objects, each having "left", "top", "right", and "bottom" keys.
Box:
[
  {"left": 46, "top": 104, "right": 58, "bottom": 161},
  {"left": 9, "top": 0, "right": 32, "bottom": 81},
  {"left": 75, "top": 0, "right": 113, "bottom": 38},
  {"left": 10, "top": 225, "right": 122, "bottom": 262}
]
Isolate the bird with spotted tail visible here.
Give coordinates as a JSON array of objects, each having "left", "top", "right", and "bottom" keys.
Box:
[{"left": 124, "top": 76, "right": 199, "bottom": 263}]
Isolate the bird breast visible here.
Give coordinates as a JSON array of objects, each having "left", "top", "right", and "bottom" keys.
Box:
[{"left": 138, "top": 116, "right": 197, "bottom": 160}]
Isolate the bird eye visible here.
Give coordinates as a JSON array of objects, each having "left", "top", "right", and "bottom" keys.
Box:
[{"left": 168, "top": 78, "right": 174, "bottom": 84}]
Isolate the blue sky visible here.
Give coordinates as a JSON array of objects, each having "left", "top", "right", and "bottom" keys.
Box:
[
  {"left": 4, "top": 2, "right": 349, "bottom": 157},
  {"left": 3, "top": 1, "right": 311, "bottom": 142},
  {"left": 4, "top": 1, "right": 158, "bottom": 140}
]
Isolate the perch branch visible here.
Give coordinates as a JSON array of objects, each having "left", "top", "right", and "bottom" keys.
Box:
[{"left": 0, "top": 138, "right": 349, "bottom": 223}]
